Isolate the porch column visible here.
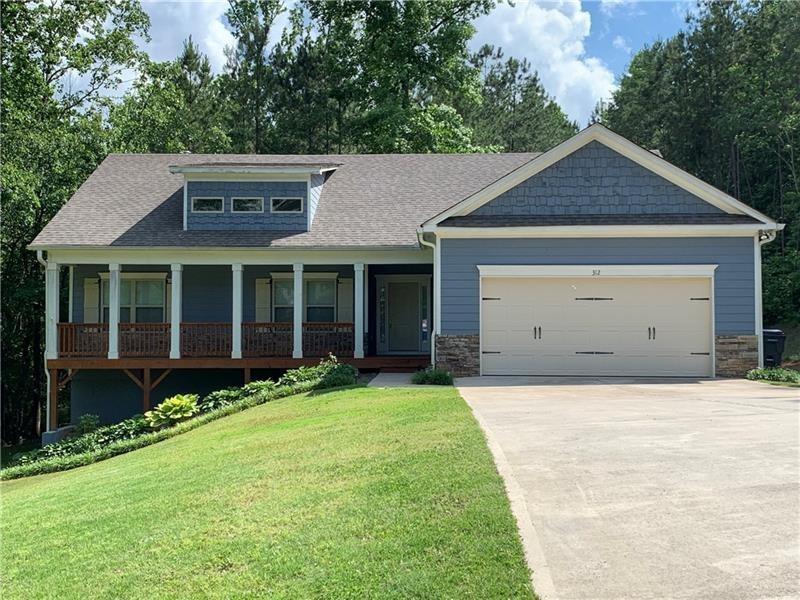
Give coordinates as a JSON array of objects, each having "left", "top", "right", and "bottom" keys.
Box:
[
  {"left": 354, "top": 263, "right": 365, "bottom": 358},
  {"left": 292, "top": 263, "right": 303, "bottom": 358},
  {"left": 232, "top": 264, "right": 243, "bottom": 359},
  {"left": 108, "top": 263, "right": 120, "bottom": 359},
  {"left": 45, "top": 262, "right": 59, "bottom": 360},
  {"left": 169, "top": 264, "right": 182, "bottom": 359}
]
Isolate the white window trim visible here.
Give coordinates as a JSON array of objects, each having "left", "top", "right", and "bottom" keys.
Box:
[
  {"left": 270, "top": 196, "right": 304, "bottom": 213},
  {"left": 191, "top": 196, "right": 224, "bottom": 213},
  {"left": 231, "top": 197, "right": 264, "bottom": 213},
  {"left": 99, "top": 274, "right": 167, "bottom": 324}
]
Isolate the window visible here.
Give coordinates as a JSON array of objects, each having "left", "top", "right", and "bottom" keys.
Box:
[
  {"left": 232, "top": 197, "right": 263, "bottom": 213},
  {"left": 191, "top": 197, "right": 223, "bottom": 212},
  {"left": 305, "top": 280, "right": 335, "bottom": 322},
  {"left": 271, "top": 277, "right": 336, "bottom": 323},
  {"left": 273, "top": 279, "right": 294, "bottom": 322},
  {"left": 102, "top": 278, "right": 165, "bottom": 323},
  {"left": 270, "top": 197, "right": 303, "bottom": 213}
]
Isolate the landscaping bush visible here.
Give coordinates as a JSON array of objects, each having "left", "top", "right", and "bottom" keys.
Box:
[
  {"left": 11, "top": 415, "right": 149, "bottom": 466},
  {"left": 145, "top": 394, "right": 200, "bottom": 428},
  {"left": 198, "top": 388, "right": 245, "bottom": 413},
  {"left": 278, "top": 354, "right": 357, "bottom": 388},
  {"left": 411, "top": 368, "right": 454, "bottom": 386},
  {"left": 746, "top": 367, "right": 800, "bottom": 384},
  {"left": 74, "top": 414, "right": 100, "bottom": 436},
  {"left": 242, "top": 379, "right": 278, "bottom": 396},
  {"left": 3, "top": 355, "right": 360, "bottom": 479}
]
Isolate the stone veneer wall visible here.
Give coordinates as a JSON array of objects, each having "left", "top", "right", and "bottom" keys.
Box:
[
  {"left": 435, "top": 334, "right": 480, "bottom": 377},
  {"left": 435, "top": 333, "right": 759, "bottom": 378},
  {"left": 715, "top": 335, "right": 759, "bottom": 377}
]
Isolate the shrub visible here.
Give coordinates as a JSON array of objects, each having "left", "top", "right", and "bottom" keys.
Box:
[
  {"left": 746, "top": 367, "right": 800, "bottom": 384},
  {"left": 411, "top": 368, "right": 454, "bottom": 386},
  {"left": 145, "top": 394, "right": 199, "bottom": 428},
  {"left": 242, "top": 379, "right": 277, "bottom": 396},
  {"left": 11, "top": 416, "right": 149, "bottom": 466},
  {"left": 198, "top": 388, "right": 244, "bottom": 413},
  {"left": 278, "top": 355, "right": 357, "bottom": 388},
  {"left": 74, "top": 414, "right": 101, "bottom": 436},
  {"left": 4, "top": 355, "right": 359, "bottom": 479}
]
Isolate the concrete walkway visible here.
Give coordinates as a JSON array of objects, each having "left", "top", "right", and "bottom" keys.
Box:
[
  {"left": 458, "top": 376, "right": 800, "bottom": 600},
  {"left": 367, "top": 371, "right": 415, "bottom": 387}
]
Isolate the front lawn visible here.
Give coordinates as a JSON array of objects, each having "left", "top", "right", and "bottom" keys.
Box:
[{"left": 1, "top": 387, "right": 534, "bottom": 599}]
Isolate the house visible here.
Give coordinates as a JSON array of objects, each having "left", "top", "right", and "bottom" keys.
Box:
[{"left": 31, "top": 124, "right": 782, "bottom": 435}]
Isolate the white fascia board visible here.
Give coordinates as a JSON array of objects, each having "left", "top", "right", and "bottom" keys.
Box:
[
  {"left": 477, "top": 264, "right": 719, "bottom": 278},
  {"left": 422, "top": 123, "right": 779, "bottom": 229},
  {"left": 45, "top": 247, "right": 433, "bottom": 266},
  {"left": 435, "top": 224, "right": 772, "bottom": 238},
  {"left": 170, "top": 166, "right": 335, "bottom": 175}
]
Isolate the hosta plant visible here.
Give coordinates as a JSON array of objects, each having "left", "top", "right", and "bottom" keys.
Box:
[{"left": 145, "top": 394, "right": 200, "bottom": 428}]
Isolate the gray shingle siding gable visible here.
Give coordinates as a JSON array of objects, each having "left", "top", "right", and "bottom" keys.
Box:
[
  {"left": 187, "top": 180, "right": 307, "bottom": 231},
  {"left": 471, "top": 141, "right": 724, "bottom": 217},
  {"left": 440, "top": 237, "right": 755, "bottom": 336}
]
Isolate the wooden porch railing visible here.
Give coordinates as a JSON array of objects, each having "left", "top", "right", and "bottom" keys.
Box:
[
  {"left": 55, "top": 322, "right": 355, "bottom": 359},
  {"left": 180, "top": 323, "right": 231, "bottom": 357},
  {"left": 242, "top": 322, "right": 293, "bottom": 357},
  {"left": 119, "top": 323, "right": 170, "bottom": 357},
  {"left": 303, "top": 322, "right": 354, "bottom": 357},
  {"left": 57, "top": 323, "right": 109, "bottom": 358}
]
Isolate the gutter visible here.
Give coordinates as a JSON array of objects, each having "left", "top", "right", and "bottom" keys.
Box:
[{"left": 36, "top": 249, "right": 47, "bottom": 267}]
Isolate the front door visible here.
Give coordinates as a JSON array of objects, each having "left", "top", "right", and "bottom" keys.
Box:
[
  {"left": 388, "top": 282, "right": 420, "bottom": 352},
  {"left": 376, "top": 275, "right": 432, "bottom": 355}
]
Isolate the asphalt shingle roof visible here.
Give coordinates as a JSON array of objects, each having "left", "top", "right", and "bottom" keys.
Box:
[{"left": 31, "top": 153, "right": 539, "bottom": 249}]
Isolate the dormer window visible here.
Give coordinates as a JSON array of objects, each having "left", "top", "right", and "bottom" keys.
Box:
[
  {"left": 192, "top": 197, "right": 223, "bottom": 212},
  {"left": 232, "top": 197, "right": 264, "bottom": 213},
  {"left": 271, "top": 197, "right": 303, "bottom": 213}
]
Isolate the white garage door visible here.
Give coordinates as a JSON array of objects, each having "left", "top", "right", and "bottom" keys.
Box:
[{"left": 481, "top": 277, "right": 712, "bottom": 377}]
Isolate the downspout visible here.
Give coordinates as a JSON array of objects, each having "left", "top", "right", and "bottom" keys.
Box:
[{"left": 417, "top": 229, "right": 436, "bottom": 367}]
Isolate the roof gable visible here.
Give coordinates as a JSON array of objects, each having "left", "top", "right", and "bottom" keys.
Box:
[
  {"left": 470, "top": 140, "right": 725, "bottom": 218},
  {"left": 422, "top": 124, "right": 779, "bottom": 229}
]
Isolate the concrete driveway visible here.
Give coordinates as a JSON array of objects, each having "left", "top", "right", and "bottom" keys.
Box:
[{"left": 457, "top": 377, "right": 800, "bottom": 600}]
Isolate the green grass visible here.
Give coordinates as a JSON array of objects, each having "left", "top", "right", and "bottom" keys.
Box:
[{"left": 1, "top": 387, "right": 534, "bottom": 599}]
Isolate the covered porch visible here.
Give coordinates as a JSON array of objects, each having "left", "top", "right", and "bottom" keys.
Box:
[{"left": 43, "top": 255, "right": 432, "bottom": 430}]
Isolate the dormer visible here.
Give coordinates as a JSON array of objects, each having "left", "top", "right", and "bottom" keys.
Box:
[{"left": 169, "top": 162, "right": 338, "bottom": 232}]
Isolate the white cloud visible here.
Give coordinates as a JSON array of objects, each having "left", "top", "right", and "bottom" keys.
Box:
[
  {"left": 471, "top": 0, "right": 616, "bottom": 125},
  {"left": 612, "top": 34, "right": 631, "bottom": 54},
  {"left": 140, "top": 0, "right": 234, "bottom": 72}
]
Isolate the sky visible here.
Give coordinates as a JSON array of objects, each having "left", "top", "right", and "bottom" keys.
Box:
[{"left": 136, "top": 0, "right": 698, "bottom": 125}]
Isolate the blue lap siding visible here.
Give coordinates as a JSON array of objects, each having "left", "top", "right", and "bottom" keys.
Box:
[
  {"left": 187, "top": 180, "right": 308, "bottom": 231},
  {"left": 440, "top": 237, "right": 756, "bottom": 335}
]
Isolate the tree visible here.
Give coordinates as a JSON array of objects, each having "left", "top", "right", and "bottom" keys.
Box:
[
  {"left": 466, "top": 45, "right": 577, "bottom": 151},
  {"left": 221, "top": 0, "right": 284, "bottom": 153},
  {"left": 1, "top": 0, "right": 149, "bottom": 442},
  {"left": 108, "top": 39, "right": 231, "bottom": 153},
  {"left": 601, "top": 0, "right": 800, "bottom": 325}
]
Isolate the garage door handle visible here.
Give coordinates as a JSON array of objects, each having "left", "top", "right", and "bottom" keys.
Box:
[
  {"left": 653, "top": 326, "right": 656, "bottom": 339},
  {"left": 648, "top": 326, "right": 651, "bottom": 340},
  {"left": 532, "top": 326, "right": 542, "bottom": 339}
]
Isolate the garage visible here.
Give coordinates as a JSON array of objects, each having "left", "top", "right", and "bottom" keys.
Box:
[{"left": 480, "top": 269, "right": 714, "bottom": 377}]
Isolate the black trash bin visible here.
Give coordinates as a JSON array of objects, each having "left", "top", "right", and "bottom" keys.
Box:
[{"left": 762, "top": 329, "right": 786, "bottom": 367}]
